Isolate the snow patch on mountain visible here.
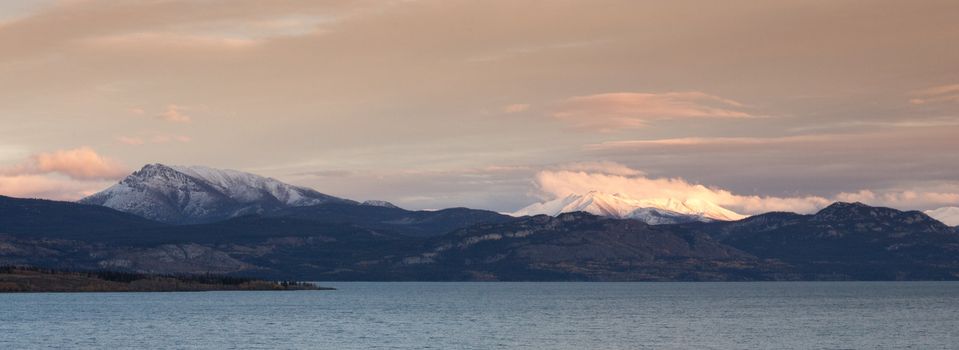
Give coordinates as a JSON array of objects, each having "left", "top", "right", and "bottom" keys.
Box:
[
  {"left": 925, "top": 207, "right": 959, "bottom": 226},
  {"left": 512, "top": 191, "right": 747, "bottom": 224},
  {"left": 166, "top": 165, "right": 333, "bottom": 207},
  {"left": 361, "top": 200, "right": 401, "bottom": 209}
]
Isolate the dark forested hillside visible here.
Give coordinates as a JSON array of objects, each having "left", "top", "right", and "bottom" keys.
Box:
[
  {"left": 684, "top": 202, "right": 959, "bottom": 279},
  {"left": 2, "top": 195, "right": 958, "bottom": 281},
  {"left": 0, "top": 196, "right": 163, "bottom": 238}
]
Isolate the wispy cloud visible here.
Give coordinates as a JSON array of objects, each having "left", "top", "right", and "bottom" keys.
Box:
[
  {"left": 0, "top": 0, "right": 359, "bottom": 61},
  {"left": 503, "top": 103, "right": 530, "bottom": 113},
  {"left": 788, "top": 117, "right": 959, "bottom": 133},
  {"left": 548, "top": 161, "right": 645, "bottom": 176},
  {"left": 293, "top": 169, "right": 355, "bottom": 178},
  {"left": 583, "top": 135, "right": 834, "bottom": 151},
  {"left": 158, "top": 104, "right": 191, "bottom": 123},
  {"left": 553, "top": 92, "right": 755, "bottom": 132},
  {"left": 467, "top": 40, "right": 610, "bottom": 63},
  {"left": 116, "top": 136, "right": 146, "bottom": 146},
  {"left": 116, "top": 134, "right": 191, "bottom": 146},
  {"left": 87, "top": 32, "right": 259, "bottom": 49},
  {"left": 910, "top": 84, "right": 959, "bottom": 105}
]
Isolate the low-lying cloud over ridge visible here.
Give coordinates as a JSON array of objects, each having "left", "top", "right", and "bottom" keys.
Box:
[{"left": 529, "top": 162, "right": 959, "bottom": 215}]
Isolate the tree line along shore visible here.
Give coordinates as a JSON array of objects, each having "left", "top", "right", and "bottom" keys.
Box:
[{"left": 0, "top": 266, "right": 331, "bottom": 293}]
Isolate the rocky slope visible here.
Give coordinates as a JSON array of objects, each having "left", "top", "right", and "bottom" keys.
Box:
[{"left": 382, "top": 212, "right": 778, "bottom": 281}]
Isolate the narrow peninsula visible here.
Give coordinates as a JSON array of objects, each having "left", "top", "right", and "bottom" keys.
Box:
[{"left": 0, "top": 266, "right": 332, "bottom": 293}]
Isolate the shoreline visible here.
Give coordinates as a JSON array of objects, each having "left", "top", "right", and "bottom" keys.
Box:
[{"left": 0, "top": 266, "right": 333, "bottom": 293}]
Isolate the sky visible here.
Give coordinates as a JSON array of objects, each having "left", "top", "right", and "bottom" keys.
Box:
[{"left": 1, "top": 0, "right": 958, "bottom": 214}]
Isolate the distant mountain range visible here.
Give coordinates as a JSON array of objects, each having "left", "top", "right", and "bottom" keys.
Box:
[
  {"left": 80, "top": 164, "right": 754, "bottom": 226},
  {"left": 2, "top": 164, "right": 957, "bottom": 281},
  {"left": 513, "top": 190, "right": 746, "bottom": 224},
  {"left": 2, "top": 186, "right": 958, "bottom": 280}
]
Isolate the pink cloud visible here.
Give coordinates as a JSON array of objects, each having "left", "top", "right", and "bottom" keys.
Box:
[
  {"left": 584, "top": 134, "right": 837, "bottom": 151},
  {"left": 2, "top": 147, "right": 128, "bottom": 180},
  {"left": 554, "top": 161, "right": 645, "bottom": 176},
  {"left": 87, "top": 32, "right": 259, "bottom": 49},
  {"left": 910, "top": 84, "right": 959, "bottom": 105},
  {"left": 158, "top": 104, "right": 192, "bottom": 123},
  {"left": 533, "top": 166, "right": 830, "bottom": 215},
  {"left": 503, "top": 103, "right": 530, "bottom": 113},
  {"left": 117, "top": 134, "right": 191, "bottom": 146},
  {"left": 117, "top": 136, "right": 146, "bottom": 145},
  {"left": 0, "top": 147, "right": 127, "bottom": 200},
  {"left": 529, "top": 162, "right": 959, "bottom": 215},
  {"left": 553, "top": 92, "right": 754, "bottom": 131},
  {"left": 30, "top": 147, "right": 128, "bottom": 180},
  {"left": 151, "top": 134, "right": 192, "bottom": 143},
  {"left": 0, "top": 174, "right": 111, "bottom": 201}
]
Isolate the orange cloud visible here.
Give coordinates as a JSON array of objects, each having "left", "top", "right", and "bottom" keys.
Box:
[
  {"left": 2, "top": 147, "right": 128, "bottom": 180},
  {"left": 117, "top": 134, "right": 191, "bottom": 146},
  {"left": 551, "top": 161, "right": 645, "bottom": 176},
  {"left": 158, "top": 105, "right": 191, "bottom": 123},
  {"left": 529, "top": 162, "right": 959, "bottom": 215},
  {"left": 584, "top": 135, "right": 836, "bottom": 151},
  {"left": 0, "top": 174, "right": 110, "bottom": 201},
  {"left": 87, "top": 32, "right": 259, "bottom": 49},
  {"left": 534, "top": 165, "right": 830, "bottom": 215},
  {"left": 553, "top": 92, "right": 754, "bottom": 131},
  {"left": 117, "top": 136, "right": 146, "bottom": 145},
  {"left": 503, "top": 103, "right": 530, "bottom": 113},
  {"left": 151, "top": 134, "right": 192, "bottom": 144},
  {"left": 0, "top": 147, "right": 126, "bottom": 200},
  {"left": 30, "top": 147, "right": 128, "bottom": 180}
]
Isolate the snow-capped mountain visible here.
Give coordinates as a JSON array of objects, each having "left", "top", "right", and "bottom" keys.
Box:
[
  {"left": 512, "top": 191, "right": 747, "bottom": 224},
  {"left": 925, "top": 207, "right": 959, "bottom": 226},
  {"left": 80, "top": 164, "right": 356, "bottom": 224}
]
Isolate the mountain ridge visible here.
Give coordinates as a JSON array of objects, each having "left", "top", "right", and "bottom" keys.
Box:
[
  {"left": 80, "top": 164, "right": 356, "bottom": 224},
  {"left": 5, "top": 195, "right": 959, "bottom": 280}
]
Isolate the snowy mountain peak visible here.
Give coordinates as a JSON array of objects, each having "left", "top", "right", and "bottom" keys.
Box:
[
  {"left": 81, "top": 163, "right": 354, "bottom": 224},
  {"left": 512, "top": 191, "right": 747, "bottom": 225},
  {"left": 926, "top": 207, "right": 959, "bottom": 227}
]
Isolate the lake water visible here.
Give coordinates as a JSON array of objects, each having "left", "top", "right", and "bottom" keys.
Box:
[{"left": 2, "top": 282, "right": 958, "bottom": 349}]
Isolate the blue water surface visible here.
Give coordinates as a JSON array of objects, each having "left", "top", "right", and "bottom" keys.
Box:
[{"left": 2, "top": 282, "right": 958, "bottom": 349}]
